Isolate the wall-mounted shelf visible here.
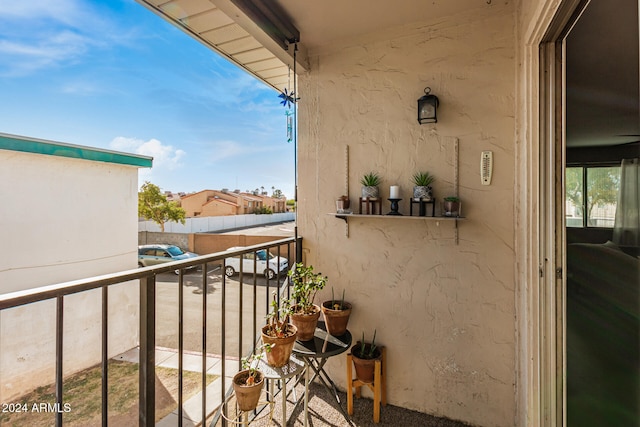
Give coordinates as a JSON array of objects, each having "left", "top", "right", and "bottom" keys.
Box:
[
  {"left": 329, "top": 213, "right": 464, "bottom": 243},
  {"left": 330, "top": 213, "right": 463, "bottom": 222}
]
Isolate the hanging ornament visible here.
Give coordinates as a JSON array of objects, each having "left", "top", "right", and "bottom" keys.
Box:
[
  {"left": 286, "top": 110, "right": 293, "bottom": 143},
  {"left": 278, "top": 88, "right": 299, "bottom": 108}
]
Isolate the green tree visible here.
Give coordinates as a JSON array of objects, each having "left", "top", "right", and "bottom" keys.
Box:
[
  {"left": 272, "top": 189, "right": 284, "bottom": 199},
  {"left": 565, "top": 167, "right": 584, "bottom": 218},
  {"left": 138, "top": 181, "right": 186, "bottom": 232},
  {"left": 586, "top": 167, "right": 619, "bottom": 219},
  {"left": 565, "top": 166, "right": 620, "bottom": 224}
]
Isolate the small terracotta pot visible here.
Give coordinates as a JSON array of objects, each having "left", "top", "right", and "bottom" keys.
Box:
[
  {"left": 232, "top": 369, "right": 264, "bottom": 411},
  {"left": 321, "top": 301, "right": 352, "bottom": 336},
  {"left": 291, "top": 304, "right": 321, "bottom": 341},
  {"left": 351, "top": 344, "right": 381, "bottom": 383},
  {"left": 261, "top": 324, "right": 297, "bottom": 367}
]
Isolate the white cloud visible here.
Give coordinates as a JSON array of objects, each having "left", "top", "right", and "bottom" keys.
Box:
[
  {"left": 110, "top": 137, "right": 186, "bottom": 170},
  {"left": 0, "top": 0, "right": 82, "bottom": 22},
  {"left": 209, "top": 140, "right": 248, "bottom": 161},
  {"left": 0, "top": 1, "right": 140, "bottom": 77}
]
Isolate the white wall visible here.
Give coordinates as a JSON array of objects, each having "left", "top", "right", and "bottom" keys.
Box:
[
  {"left": 0, "top": 149, "right": 140, "bottom": 401},
  {"left": 138, "top": 212, "right": 295, "bottom": 233},
  {"left": 298, "top": 4, "right": 516, "bottom": 426}
]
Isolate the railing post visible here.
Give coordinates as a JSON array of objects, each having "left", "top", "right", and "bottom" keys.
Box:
[
  {"left": 55, "top": 296, "right": 64, "bottom": 427},
  {"left": 295, "top": 235, "right": 302, "bottom": 264},
  {"left": 139, "top": 275, "right": 156, "bottom": 426}
]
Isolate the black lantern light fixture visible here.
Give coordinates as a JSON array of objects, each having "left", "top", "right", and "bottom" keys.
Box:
[{"left": 417, "top": 87, "right": 439, "bottom": 124}]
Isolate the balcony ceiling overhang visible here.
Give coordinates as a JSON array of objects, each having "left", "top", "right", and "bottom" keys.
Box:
[{"left": 137, "top": 0, "right": 309, "bottom": 92}]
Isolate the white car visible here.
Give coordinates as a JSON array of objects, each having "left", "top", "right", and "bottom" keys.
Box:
[{"left": 224, "top": 247, "right": 289, "bottom": 280}]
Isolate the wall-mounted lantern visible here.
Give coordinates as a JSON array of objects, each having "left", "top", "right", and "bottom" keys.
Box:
[{"left": 417, "top": 87, "right": 439, "bottom": 124}]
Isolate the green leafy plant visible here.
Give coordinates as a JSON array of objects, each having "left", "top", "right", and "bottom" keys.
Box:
[
  {"left": 360, "top": 172, "right": 381, "bottom": 187},
  {"left": 138, "top": 181, "right": 186, "bottom": 232},
  {"left": 254, "top": 205, "right": 273, "bottom": 214},
  {"left": 264, "top": 292, "right": 293, "bottom": 338},
  {"left": 289, "top": 263, "right": 327, "bottom": 314},
  {"left": 444, "top": 196, "right": 460, "bottom": 202},
  {"left": 240, "top": 343, "right": 273, "bottom": 385},
  {"left": 412, "top": 171, "right": 435, "bottom": 187},
  {"left": 356, "top": 330, "right": 378, "bottom": 359}
]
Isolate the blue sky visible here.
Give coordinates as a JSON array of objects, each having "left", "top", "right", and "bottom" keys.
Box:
[{"left": 0, "top": 0, "right": 295, "bottom": 198}]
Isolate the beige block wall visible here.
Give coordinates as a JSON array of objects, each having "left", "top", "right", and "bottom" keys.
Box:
[{"left": 298, "top": 4, "right": 516, "bottom": 427}]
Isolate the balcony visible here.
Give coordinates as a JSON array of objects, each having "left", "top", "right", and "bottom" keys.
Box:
[{"left": 0, "top": 237, "right": 474, "bottom": 426}]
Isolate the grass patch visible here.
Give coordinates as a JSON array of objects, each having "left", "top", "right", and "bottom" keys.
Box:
[{"left": 0, "top": 360, "right": 218, "bottom": 427}]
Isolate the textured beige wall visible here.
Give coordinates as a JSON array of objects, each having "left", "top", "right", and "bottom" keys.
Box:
[
  {"left": 202, "top": 199, "right": 236, "bottom": 216},
  {"left": 181, "top": 190, "right": 214, "bottom": 216},
  {"left": 297, "top": 4, "right": 517, "bottom": 426}
]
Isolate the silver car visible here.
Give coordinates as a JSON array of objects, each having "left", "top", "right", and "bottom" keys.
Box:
[
  {"left": 138, "top": 244, "right": 199, "bottom": 274},
  {"left": 224, "top": 247, "right": 289, "bottom": 280}
]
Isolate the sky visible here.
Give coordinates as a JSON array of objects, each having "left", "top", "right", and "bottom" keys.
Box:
[{"left": 0, "top": 0, "right": 296, "bottom": 199}]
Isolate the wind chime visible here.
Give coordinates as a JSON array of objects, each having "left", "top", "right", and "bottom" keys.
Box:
[
  {"left": 278, "top": 43, "right": 300, "bottom": 255},
  {"left": 278, "top": 68, "right": 299, "bottom": 143}
]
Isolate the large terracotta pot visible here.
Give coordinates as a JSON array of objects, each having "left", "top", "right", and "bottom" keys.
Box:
[
  {"left": 261, "top": 324, "right": 297, "bottom": 367},
  {"left": 351, "top": 344, "right": 381, "bottom": 383},
  {"left": 232, "top": 369, "right": 264, "bottom": 411},
  {"left": 291, "top": 304, "right": 321, "bottom": 341},
  {"left": 321, "top": 301, "right": 352, "bottom": 336}
]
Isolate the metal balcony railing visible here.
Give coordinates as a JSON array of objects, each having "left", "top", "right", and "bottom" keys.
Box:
[{"left": 0, "top": 237, "right": 299, "bottom": 427}]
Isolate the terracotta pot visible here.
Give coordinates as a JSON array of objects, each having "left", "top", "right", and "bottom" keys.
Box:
[
  {"left": 351, "top": 344, "right": 381, "bottom": 383},
  {"left": 261, "top": 324, "right": 297, "bottom": 367},
  {"left": 232, "top": 369, "right": 264, "bottom": 411},
  {"left": 291, "top": 304, "right": 321, "bottom": 341},
  {"left": 321, "top": 301, "right": 352, "bottom": 336}
]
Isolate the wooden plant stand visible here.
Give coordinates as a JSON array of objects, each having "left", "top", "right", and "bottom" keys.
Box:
[
  {"left": 359, "top": 197, "right": 382, "bottom": 215},
  {"left": 346, "top": 346, "right": 387, "bottom": 423}
]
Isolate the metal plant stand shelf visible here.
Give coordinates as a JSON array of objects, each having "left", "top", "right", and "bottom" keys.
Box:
[{"left": 293, "top": 321, "right": 353, "bottom": 425}]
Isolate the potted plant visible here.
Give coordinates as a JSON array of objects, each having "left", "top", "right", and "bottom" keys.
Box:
[
  {"left": 336, "top": 195, "right": 350, "bottom": 213},
  {"left": 360, "top": 172, "right": 381, "bottom": 199},
  {"left": 321, "top": 288, "right": 352, "bottom": 336},
  {"left": 261, "top": 293, "right": 297, "bottom": 367},
  {"left": 232, "top": 344, "right": 272, "bottom": 411},
  {"left": 412, "top": 171, "right": 435, "bottom": 201},
  {"left": 289, "top": 263, "right": 327, "bottom": 341},
  {"left": 443, "top": 196, "right": 461, "bottom": 217},
  {"left": 350, "top": 330, "right": 381, "bottom": 383}
]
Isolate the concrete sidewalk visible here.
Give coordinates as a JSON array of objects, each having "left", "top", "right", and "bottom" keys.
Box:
[{"left": 114, "top": 346, "right": 237, "bottom": 426}]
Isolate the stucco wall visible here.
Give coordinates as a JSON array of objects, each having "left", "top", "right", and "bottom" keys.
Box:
[
  {"left": 202, "top": 200, "right": 237, "bottom": 216},
  {"left": 0, "top": 150, "right": 140, "bottom": 401},
  {"left": 298, "top": 4, "right": 516, "bottom": 426}
]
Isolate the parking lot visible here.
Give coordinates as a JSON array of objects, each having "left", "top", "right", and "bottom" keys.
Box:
[{"left": 154, "top": 267, "right": 288, "bottom": 357}]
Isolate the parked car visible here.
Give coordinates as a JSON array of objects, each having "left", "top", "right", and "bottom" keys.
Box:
[
  {"left": 224, "top": 247, "right": 289, "bottom": 280},
  {"left": 138, "top": 244, "right": 199, "bottom": 274}
]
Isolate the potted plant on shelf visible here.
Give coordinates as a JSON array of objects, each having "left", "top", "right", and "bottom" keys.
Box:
[
  {"left": 336, "top": 195, "right": 350, "bottom": 213},
  {"left": 351, "top": 330, "right": 381, "bottom": 383},
  {"left": 321, "top": 288, "right": 352, "bottom": 336},
  {"left": 443, "top": 196, "right": 461, "bottom": 217},
  {"left": 289, "top": 263, "right": 327, "bottom": 341},
  {"left": 232, "top": 343, "right": 272, "bottom": 411},
  {"left": 360, "top": 172, "right": 381, "bottom": 199},
  {"left": 261, "top": 292, "right": 297, "bottom": 367},
  {"left": 412, "top": 171, "right": 435, "bottom": 201}
]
